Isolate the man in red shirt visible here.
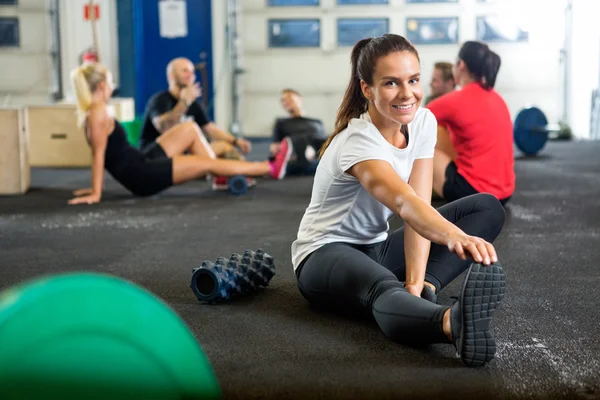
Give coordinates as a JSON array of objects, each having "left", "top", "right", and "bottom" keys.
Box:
[{"left": 427, "top": 41, "right": 515, "bottom": 205}]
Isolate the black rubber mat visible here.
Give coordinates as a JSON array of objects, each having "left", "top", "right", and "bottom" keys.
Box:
[{"left": 1, "top": 141, "right": 599, "bottom": 399}]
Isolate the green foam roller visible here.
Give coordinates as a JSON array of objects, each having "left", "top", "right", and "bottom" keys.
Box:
[{"left": 0, "top": 273, "right": 221, "bottom": 400}]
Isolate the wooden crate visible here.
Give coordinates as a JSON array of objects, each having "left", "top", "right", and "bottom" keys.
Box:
[
  {"left": 0, "top": 107, "right": 30, "bottom": 195},
  {"left": 25, "top": 105, "right": 92, "bottom": 167},
  {"left": 25, "top": 97, "right": 136, "bottom": 168}
]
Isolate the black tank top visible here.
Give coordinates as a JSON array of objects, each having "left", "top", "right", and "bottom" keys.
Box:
[{"left": 96, "top": 120, "right": 143, "bottom": 182}]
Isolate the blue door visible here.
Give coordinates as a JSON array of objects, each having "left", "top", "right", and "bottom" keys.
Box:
[{"left": 117, "top": 0, "right": 214, "bottom": 119}]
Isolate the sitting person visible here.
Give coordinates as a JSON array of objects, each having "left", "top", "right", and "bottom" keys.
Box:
[
  {"left": 139, "top": 57, "right": 252, "bottom": 189},
  {"left": 270, "top": 89, "right": 327, "bottom": 175},
  {"left": 427, "top": 41, "right": 515, "bottom": 204},
  {"left": 291, "top": 34, "right": 507, "bottom": 367},
  {"left": 423, "top": 61, "right": 456, "bottom": 106},
  {"left": 68, "top": 63, "right": 291, "bottom": 205}
]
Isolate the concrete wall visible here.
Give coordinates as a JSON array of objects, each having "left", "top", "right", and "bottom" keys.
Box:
[{"left": 0, "top": 0, "right": 55, "bottom": 106}]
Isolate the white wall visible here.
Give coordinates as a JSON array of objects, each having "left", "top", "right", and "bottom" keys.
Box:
[
  {"left": 59, "top": 0, "right": 119, "bottom": 101},
  {"left": 567, "top": 0, "right": 600, "bottom": 139},
  {"left": 235, "top": 0, "right": 566, "bottom": 137},
  {"left": 0, "top": 0, "right": 55, "bottom": 106}
]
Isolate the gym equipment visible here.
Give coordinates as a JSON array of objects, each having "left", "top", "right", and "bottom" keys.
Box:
[
  {"left": 191, "top": 249, "right": 276, "bottom": 303},
  {"left": 228, "top": 175, "right": 248, "bottom": 195},
  {"left": 513, "top": 107, "right": 570, "bottom": 156},
  {"left": 0, "top": 273, "right": 221, "bottom": 400},
  {"left": 0, "top": 107, "right": 30, "bottom": 195}
]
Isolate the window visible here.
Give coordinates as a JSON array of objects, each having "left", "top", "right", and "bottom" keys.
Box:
[
  {"left": 476, "top": 16, "right": 528, "bottom": 42},
  {"left": 337, "top": 18, "right": 389, "bottom": 47},
  {"left": 405, "top": 17, "right": 458, "bottom": 45},
  {"left": 406, "top": 0, "right": 457, "bottom": 3},
  {"left": 268, "top": 19, "right": 321, "bottom": 48},
  {"left": 268, "top": 0, "right": 319, "bottom": 6},
  {"left": 336, "top": 0, "right": 388, "bottom": 4},
  {"left": 0, "top": 17, "right": 19, "bottom": 47}
]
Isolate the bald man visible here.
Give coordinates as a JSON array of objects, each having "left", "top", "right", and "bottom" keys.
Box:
[{"left": 139, "top": 57, "right": 251, "bottom": 159}]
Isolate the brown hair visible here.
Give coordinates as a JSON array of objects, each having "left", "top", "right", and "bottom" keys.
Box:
[
  {"left": 434, "top": 61, "right": 454, "bottom": 83},
  {"left": 319, "top": 34, "right": 419, "bottom": 157},
  {"left": 281, "top": 88, "right": 300, "bottom": 97}
]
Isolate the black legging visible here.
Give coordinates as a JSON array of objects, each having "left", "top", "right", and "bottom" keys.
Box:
[{"left": 295, "top": 193, "right": 506, "bottom": 344}]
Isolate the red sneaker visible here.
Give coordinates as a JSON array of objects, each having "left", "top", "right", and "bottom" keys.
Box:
[
  {"left": 269, "top": 137, "right": 292, "bottom": 180},
  {"left": 212, "top": 176, "right": 229, "bottom": 191}
]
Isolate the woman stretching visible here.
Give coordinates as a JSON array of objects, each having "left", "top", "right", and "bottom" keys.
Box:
[
  {"left": 291, "top": 34, "right": 507, "bottom": 367},
  {"left": 68, "top": 63, "right": 291, "bottom": 205}
]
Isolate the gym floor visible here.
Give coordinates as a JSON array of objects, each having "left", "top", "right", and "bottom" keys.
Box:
[{"left": 1, "top": 140, "right": 599, "bottom": 400}]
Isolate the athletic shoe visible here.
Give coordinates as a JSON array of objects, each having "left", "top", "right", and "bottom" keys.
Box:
[
  {"left": 450, "top": 262, "right": 506, "bottom": 367},
  {"left": 269, "top": 137, "right": 292, "bottom": 180}
]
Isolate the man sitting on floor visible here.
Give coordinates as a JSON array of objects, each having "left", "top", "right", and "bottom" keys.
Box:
[
  {"left": 139, "top": 57, "right": 253, "bottom": 189},
  {"left": 270, "top": 88, "right": 327, "bottom": 176}
]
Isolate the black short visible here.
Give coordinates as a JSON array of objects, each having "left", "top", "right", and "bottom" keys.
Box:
[
  {"left": 122, "top": 142, "right": 173, "bottom": 197},
  {"left": 443, "top": 162, "right": 511, "bottom": 205}
]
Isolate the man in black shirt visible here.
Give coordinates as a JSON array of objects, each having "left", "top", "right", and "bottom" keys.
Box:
[
  {"left": 139, "top": 57, "right": 252, "bottom": 160},
  {"left": 270, "top": 89, "right": 327, "bottom": 175}
]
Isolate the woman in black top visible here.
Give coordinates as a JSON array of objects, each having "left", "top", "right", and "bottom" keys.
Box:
[{"left": 68, "top": 64, "right": 291, "bottom": 205}]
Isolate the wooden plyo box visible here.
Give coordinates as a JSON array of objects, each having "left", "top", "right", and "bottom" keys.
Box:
[
  {"left": 25, "top": 98, "right": 135, "bottom": 168},
  {"left": 0, "top": 107, "right": 30, "bottom": 195},
  {"left": 25, "top": 105, "right": 91, "bottom": 167}
]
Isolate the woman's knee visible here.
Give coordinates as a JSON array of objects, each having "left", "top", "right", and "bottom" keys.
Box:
[{"left": 473, "top": 193, "right": 506, "bottom": 232}]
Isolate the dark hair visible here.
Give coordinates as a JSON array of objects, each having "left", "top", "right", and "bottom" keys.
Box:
[
  {"left": 281, "top": 88, "right": 300, "bottom": 97},
  {"left": 458, "top": 41, "right": 501, "bottom": 90},
  {"left": 319, "top": 34, "right": 419, "bottom": 158},
  {"left": 434, "top": 61, "right": 454, "bottom": 83}
]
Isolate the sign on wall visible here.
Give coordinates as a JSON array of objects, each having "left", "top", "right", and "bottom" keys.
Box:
[
  {"left": 83, "top": 3, "right": 100, "bottom": 20},
  {"left": 268, "top": 19, "right": 321, "bottom": 48},
  {"left": 406, "top": 17, "right": 458, "bottom": 44}
]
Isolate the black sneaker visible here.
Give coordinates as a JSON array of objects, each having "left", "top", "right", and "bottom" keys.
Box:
[
  {"left": 421, "top": 284, "right": 438, "bottom": 304},
  {"left": 450, "top": 262, "right": 506, "bottom": 367}
]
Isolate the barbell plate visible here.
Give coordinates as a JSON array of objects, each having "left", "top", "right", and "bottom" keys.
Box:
[{"left": 514, "top": 107, "right": 549, "bottom": 155}]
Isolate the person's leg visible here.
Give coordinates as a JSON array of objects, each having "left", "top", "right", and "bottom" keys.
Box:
[
  {"left": 210, "top": 140, "right": 245, "bottom": 160},
  {"left": 378, "top": 193, "right": 506, "bottom": 294},
  {"left": 155, "top": 121, "right": 216, "bottom": 158},
  {"left": 296, "top": 243, "right": 451, "bottom": 345},
  {"left": 171, "top": 138, "right": 292, "bottom": 184}
]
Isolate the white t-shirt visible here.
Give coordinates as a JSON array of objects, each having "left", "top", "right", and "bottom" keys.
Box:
[{"left": 291, "top": 107, "right": 438, "bottom": 270}]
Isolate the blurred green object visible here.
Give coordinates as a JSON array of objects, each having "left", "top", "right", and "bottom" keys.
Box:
[
  {"left": 121, "top": 118, "right": 144, "bottom": 147},
  {"left": 0, "top": 273, "right": 221, "bottom": 400}
]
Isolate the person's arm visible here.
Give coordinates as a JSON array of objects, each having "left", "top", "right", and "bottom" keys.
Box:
[
  {"left": 152, "top": 99, "right": 189, "bottom": 133},
  {"left": 347, "top": 160, "right": 497, "bottom": 264},
  {"left": 270, "top": 120, "right": 283, "bottom": 156},
  {"left": 152, "top": 84, "right": 200, "bottom": 134},
  {"left": 202, "top": 122, "right": 252, "bottom": 154},
  {"left": 69, "top": 110, "right": 109, "bottom": 205},
  {"left": 425, "top": 93, "right": 455, "bottom": 131},
  {"left": 403, "top": 158, "right": 433, "bottom": 296}
]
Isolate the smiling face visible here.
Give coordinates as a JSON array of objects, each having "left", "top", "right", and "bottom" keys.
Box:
[{"left": 360, "top": 50, "right": 423, "bottom": 126}]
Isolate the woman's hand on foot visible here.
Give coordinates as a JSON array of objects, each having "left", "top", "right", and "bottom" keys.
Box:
[{"left": 447, "top": 230, "right": 498, "bottom": 265}]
